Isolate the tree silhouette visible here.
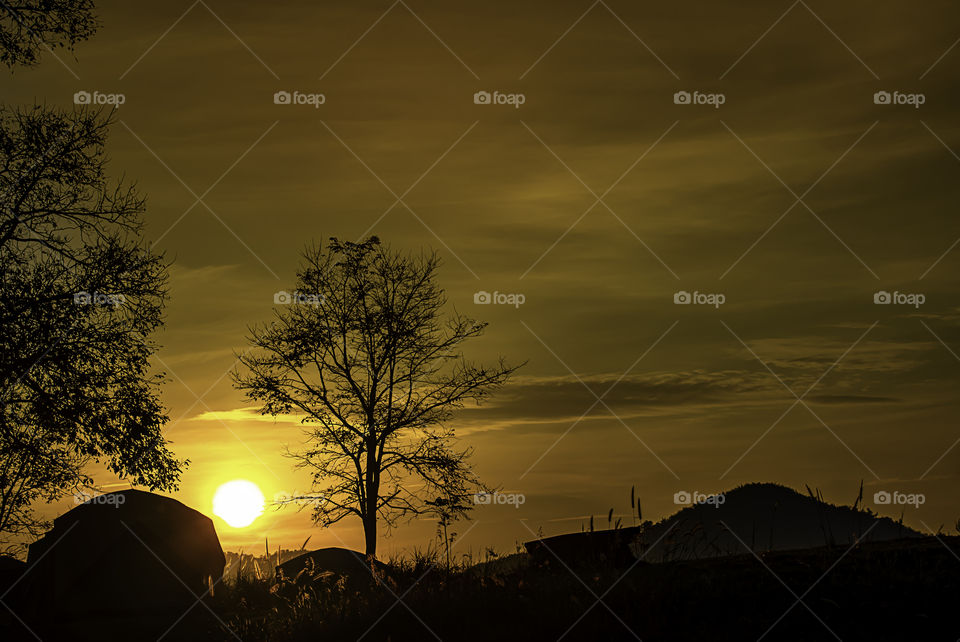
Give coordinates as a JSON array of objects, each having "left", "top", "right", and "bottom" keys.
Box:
[
  {"left": 0, "top": 106, "right": 183, "bottom": 554},
  {"left": 0, "top": 0, "right": 98, "bottom": 69},
  {"left": 235, "top": 237, "right": 519, "bottom": 558}
]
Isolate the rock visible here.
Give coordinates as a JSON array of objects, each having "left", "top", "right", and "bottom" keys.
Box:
[{"left": 9, "top": 490, "right": 225, "bottom": 640}]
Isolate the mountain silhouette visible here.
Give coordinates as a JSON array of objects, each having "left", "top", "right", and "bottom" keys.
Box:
[
  {"left": 526, "top": 482, "right": 923, "bottom": 566},
  {"left": 636, "top": 482, "right": 922, "bottom": 562}
]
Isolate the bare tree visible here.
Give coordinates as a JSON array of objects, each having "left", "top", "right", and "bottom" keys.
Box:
[
  {"left": 235, "top": 237, "right": 519, "bottom": 558},
  {"left": 0, "top": 0, "right": 98, "bottom": 69},
  {"left": 0, "top": 106, "right": 182, "bottom": 555}
]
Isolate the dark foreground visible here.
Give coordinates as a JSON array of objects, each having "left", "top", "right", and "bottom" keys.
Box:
[{"left": 3, "top": 536, "right": 957, "bottom": 641}]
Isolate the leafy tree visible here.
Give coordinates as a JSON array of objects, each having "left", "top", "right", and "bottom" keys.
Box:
[
  {"left": 0, "top": 0, "right": 98, "bottom": 69},
  {"left": 0, "top": 106, "right": 183, "bottom": 554},
  {"left": 235, "top": 237, "right": 519, "bottom": 558}
]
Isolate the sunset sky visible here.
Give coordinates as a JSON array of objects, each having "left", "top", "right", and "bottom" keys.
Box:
[{"left": 9, "top": 0, "right": 960, "bottom": 556}]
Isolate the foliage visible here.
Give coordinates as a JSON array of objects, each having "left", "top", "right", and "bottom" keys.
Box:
[
  {"left": 235, "top": 237, "right": 519, "bottom": 557},
  {"left": 0, "top": 0, "right": 98, "bottom": 69},
  {"left": 0, "top": 106, "right": 182, "bottom": 553}
]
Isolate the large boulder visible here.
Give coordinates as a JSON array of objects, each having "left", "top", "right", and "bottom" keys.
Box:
[
  {"left": 10, "top": 490, "right": 225, "bottom": 639},
  {"left": 276, "top": 547, "right": 392, "bottom": 591}
]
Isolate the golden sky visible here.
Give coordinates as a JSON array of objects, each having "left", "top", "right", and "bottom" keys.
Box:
[{"left": 10, "top": 0, "right": 960, "bottom": 555}]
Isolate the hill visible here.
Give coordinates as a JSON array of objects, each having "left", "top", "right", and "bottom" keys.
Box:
[{"left": 525, "top": 483, "right": 923, "bottom": 566}]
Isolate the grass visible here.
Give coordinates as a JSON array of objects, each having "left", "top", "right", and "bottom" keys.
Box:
[{"left": 207, "top": 535, "right": 960, "bottom": 641}]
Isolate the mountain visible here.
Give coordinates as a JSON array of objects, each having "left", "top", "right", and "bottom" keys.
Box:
[
  {"left": 636, "top": 482, "right": 922, "bottom": 562},
  {"left": 525, "top": 482, "right": 923, "bottom": 566}
]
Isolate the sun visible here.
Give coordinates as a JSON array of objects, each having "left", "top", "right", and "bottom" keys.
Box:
[{"left": 213, "top": 480, "right": 265, "bottom": 528}]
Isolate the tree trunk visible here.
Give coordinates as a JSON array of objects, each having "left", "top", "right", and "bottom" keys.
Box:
[
  {"left": 364, "top": 436, "right": 379, "bottom": 558},
  {"left": 363, "top": 510, "right": 378, "bottom": 558}
]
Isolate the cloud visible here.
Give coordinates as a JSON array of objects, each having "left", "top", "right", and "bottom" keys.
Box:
[{"left": 190, "top": 407, "right": 307, "bottom": 426}]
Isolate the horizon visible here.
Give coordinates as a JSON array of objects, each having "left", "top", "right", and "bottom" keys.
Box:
[{"left": 5, "top": 0, "right": 960, "bottom": 560}]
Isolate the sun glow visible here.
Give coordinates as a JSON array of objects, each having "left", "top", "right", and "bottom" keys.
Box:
[{"left": 212, "top": 480, "right": 265, "bottom": 528}]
